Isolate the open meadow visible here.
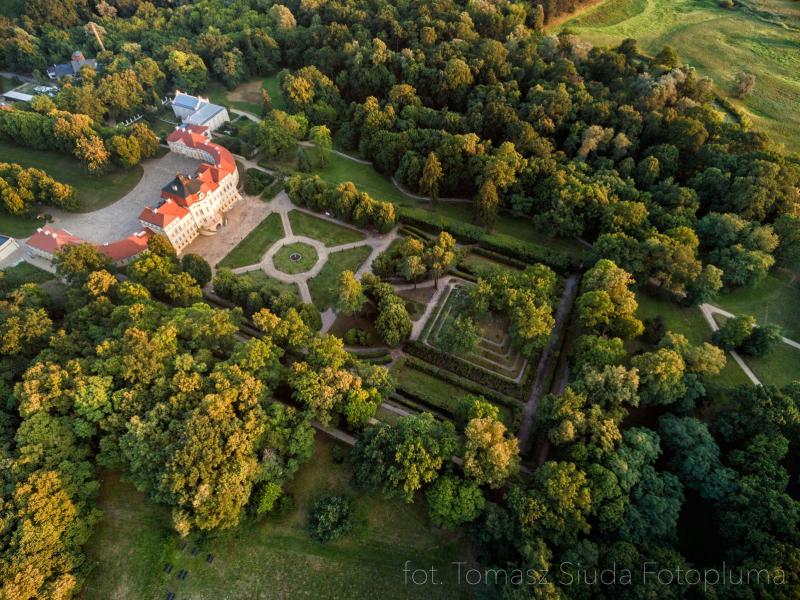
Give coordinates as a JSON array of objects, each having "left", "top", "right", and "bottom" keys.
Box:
[
  {"left": 81, "top": 435, "right": 471, "bottom": 600},
  {"left": 556, "top": 0, "right": 800, "bottom": 152}
]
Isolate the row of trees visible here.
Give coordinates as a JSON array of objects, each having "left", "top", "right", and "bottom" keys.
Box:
[
  {"left": 0, "top": 106, "right": 158, "bottom": 174},
  {"left": 285, "top": 175, "right": 397, "bottom": 233},
  {"left": 0, "top": 161, "right": 76, "bottom": 214}
]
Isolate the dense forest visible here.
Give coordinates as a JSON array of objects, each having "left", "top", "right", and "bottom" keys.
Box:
[{"left": 1, "top": 0, "right": 799, "bottom": 598}]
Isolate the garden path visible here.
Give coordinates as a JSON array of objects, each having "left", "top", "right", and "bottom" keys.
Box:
[
  {"left": 229, "top": 191, "right": 400, "bottom": 314},
  {"left": 517, "top": 273, "right": 580, "bottom": 456}
]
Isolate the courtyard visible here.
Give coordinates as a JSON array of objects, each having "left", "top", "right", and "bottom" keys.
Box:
[{"left": 47, "top": 152, "right": 201, "bottom": 243}]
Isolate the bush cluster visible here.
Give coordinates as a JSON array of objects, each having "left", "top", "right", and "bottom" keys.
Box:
[
  {"left": 243, "top": 168, "right": 276, "bottom": 196},
  {"left": 307, "top": 495, "right": 354, "bottom": 542},
  {"left": 286, "top": 175, "right": 396, "bottom": 233},
  {"left": 212, "top": 267, "right": 321, "bottom": 329},
  {"left": 397, "top": 207, "right": 584, "bottom": 271}
]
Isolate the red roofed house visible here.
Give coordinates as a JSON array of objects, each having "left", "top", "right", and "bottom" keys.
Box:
[
  {"left": 27, "top": 226, "right": 153, "bottom": 266},
  {"left": 139, "top": 124, "right": 240, "bottom": 252},
  {"left": 26, "top": 227, "right": 84, "bottom": 261}
]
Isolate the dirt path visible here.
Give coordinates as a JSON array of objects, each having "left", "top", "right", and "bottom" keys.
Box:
[{"left": 517, "top": 273, "right": 580, "bottom": 456}]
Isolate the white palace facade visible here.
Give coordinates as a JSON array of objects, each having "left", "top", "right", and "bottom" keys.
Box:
[
  {"left": 138, "top": 123, "right": 240, "bottom": 253},
  {"left": 27, "top": 93, "right": 240, "bottom": 263}
]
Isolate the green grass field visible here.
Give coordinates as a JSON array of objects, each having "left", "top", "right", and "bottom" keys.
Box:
[
  {"left": 237, "top": 269, "right": 300, "bottom": 299},
  {"left": 81, "top": 436, "right": 469, "bottom": 600},
  {"left": 746, "top": 343, "right": 800, "bottom": 387},
  {"left": 273, "top": 241, "right": 319, "bottom": 274},
  {"left": 0, "top": 213, "right": 42, "bottom": 238},
  {"left": 635, "top": 292, "right": 752, "bottom": 387},
  {"left": 393, "top": 360, "right": 514, "bottom": 425},
  {"left": 0, "top": 261, "right": 53, "bottom": 288},
  {"left": 557, "top": 0, "right": 800, "bottom": 152},
  {"left": 0, "top": 141, "right": 143, "bottom": 214},
  {"left": 308, "top": 245, "right": 372, "bottom": 309},
  {"left": 206, "top": 74, "right": 287, "bottom": 115},
  {"left": 288, "top": 210, "right": 366, "bottom": 246},
  {"left": 714, "top": 270, "right": 800, "bottom": 340},
  {"left": 216, "top": 213, "right": 284, "bottom": 269},
  {"left": 315, "top": 153, "right": 411, "bottom": 205}
]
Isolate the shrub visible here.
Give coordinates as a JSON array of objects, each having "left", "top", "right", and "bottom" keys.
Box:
[
  {"left": 344, "top": 327, "right": 370, "bottom": 346},
  {"left": 181, "top": 253, "right": 212, "bottom": 286},
  {"left": 397, "top": 207, "right": 584, "bottom": 272},
  {"left": 308, "top": 495, "right": 354, "bottom": 542},
  {"left": 244, "top": 168, "right": 276, "bottom": 196},
  {"left": 426, "top": 475, "right": 485, "bottom": 529}
]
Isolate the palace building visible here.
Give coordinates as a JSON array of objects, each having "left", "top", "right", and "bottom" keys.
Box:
[
  {"left": 27, "top": 102, "right": 240, "bottom": 264},
  {"left": 138, "top": 124, "right": 240, "bottom": 253}
]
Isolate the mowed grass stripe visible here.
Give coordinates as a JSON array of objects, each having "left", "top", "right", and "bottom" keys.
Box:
[
  {"left": 308, "top": 245, "right": 371, "bottom": 310},
  {"left": 216, "top": 212, "right": 284, "bottom": 269},
  {"left": 288, "top": 209, "right": 366, "bottom": 246}
]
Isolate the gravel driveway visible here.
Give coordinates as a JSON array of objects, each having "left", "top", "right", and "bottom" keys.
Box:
[{"left": 48, "top": 152, "right": 200, "bottom": 243}]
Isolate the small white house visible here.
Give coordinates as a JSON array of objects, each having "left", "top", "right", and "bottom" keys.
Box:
[
  {"left": 171, "top": 91, "right": 230, "bottom": 132},
  {"left": 0, "top": 235, "right": 18, "bottom": 262}
]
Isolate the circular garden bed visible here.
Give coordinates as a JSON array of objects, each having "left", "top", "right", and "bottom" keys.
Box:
[{"left": 273, "top": 242, "right": 319, "bottom": 274}]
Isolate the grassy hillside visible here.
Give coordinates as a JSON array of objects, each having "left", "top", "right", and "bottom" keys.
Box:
[
  {"left": 556, "top": 0, "right": 800, "bottom": 152},
  {"left": 81, "top": 435, "right": 469, "bottom": 600}
]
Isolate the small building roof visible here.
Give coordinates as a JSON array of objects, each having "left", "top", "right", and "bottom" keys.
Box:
[
  {"left": 185, "top": 102, "right": 225, "bottom": 126},
  {"left": 173, "top": 92, "right": 205, "bottom": 111},
  {"left": 26, "top": 227, "right": 83, "bottom": 255},
  {"left": 2, "top": 90, "right": 34, "bottom": 102},
  {"left": 100, "top": 230, "right": 152, "bottom": 261}
]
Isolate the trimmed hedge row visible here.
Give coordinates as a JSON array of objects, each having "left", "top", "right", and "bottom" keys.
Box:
[
  {"left": 469, "top": 247, "right": 530, "bottom": 270},
  {"left": 397, "top": 206, "right": 585, "bottom": 271},
  {"left": 404, "top": 340, "right": 527, "bottom": 399},
  {"left": 389, "top": 392, "right": 447, "bottom": 420},
  {"left": 402, "top": 355, "right": 520, "bottom": 409}
]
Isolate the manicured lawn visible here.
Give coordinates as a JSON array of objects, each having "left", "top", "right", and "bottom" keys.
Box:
[
  {"left": 635, "top": 292, "right": 751, "bottom": 387},
  {"left": 314, "top": 153, "right": 410, "bottom": 205},
  {"left": 206, "top": 74, "right": 287, "bottom": 115},
  {"left": 288, "top": 210, "right": 366, "bottom": 246},
  {"left": 308, "top": 245, "right": 372, "bottom": 310},
  {"left": 747, "top": 344, "right": 800, "bottom": 388},
  {"left": 433, "top": 203, "right": 589, "bottom": 258},
  {"left": 556, "top": 0, "right": 800, "bottom": 152},
  {"left": 393, "top": 362, "right": 476, "bottom": 415},
  {"left": 237, "top": 269, "right": 300, "bottom": 299},
  {"left": 715, "top": 270, "right": 800, "bottom": 340},
  {"left": 393, "top": 361, "right": 514, "bottom": 425},
  {"left": 81, "top": 471, "right": 173, "bottom": 600},
  {"left": 216, "top": 212, "right": 284, "bottom": 269},
  {"left": 0, "top": 261, "right": 53, "bottom": 288},
  {"left": 81, "top": 435, "right": 469, "bottom": 600},
  {"left": 0, "top": 213, "right": 42, "bottom": 237},
  {"left": 460, "top": 252, "right": 521, "bottom": 275},
  {"left": 262, "top": 74, "right": 287, "bottom": 111},
  {"left": 636, "top": 293, "right": 709, "bottom": 346},
  {"left": 273, "top": 241, "right": 319, "bottom": 274},
  {"left": 0, "top": 141, "right": 143, "bottom": 213}
]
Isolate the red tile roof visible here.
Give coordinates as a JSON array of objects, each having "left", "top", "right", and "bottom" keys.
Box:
[
  {"left": 27, "top": 226, "right": 152, "bottom": 262},
  {"left": 26, "top": 227, "right": 83, "bottom": 255},
  {"left": 99, "top": 230, "right": 152, "bottom": 261},
  {"left": 139, "top": 199, "right": 189, "bottom": 227}
]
